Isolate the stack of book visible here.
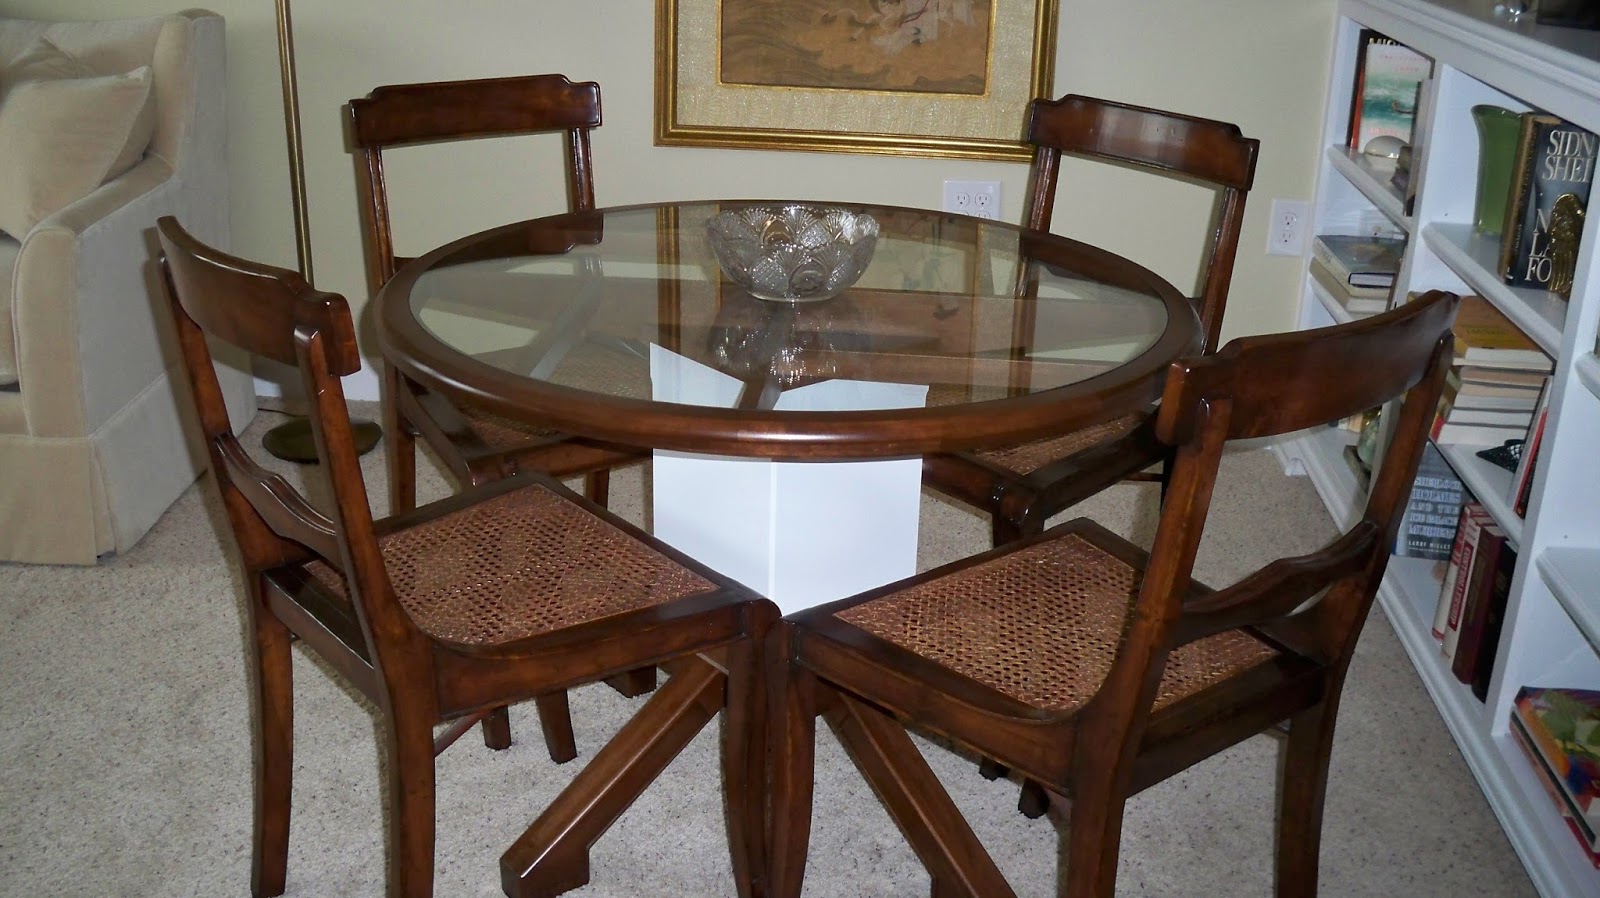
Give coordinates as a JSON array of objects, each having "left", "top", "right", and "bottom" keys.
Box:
[
  {"left": 1429, "top": 295, "right": 1553, "bottom": 447},
  {"left": 1310, "top": 234, "right": 1404, "bottom": 317},
  {"left": 1509, "top": 687, "right": 1600, "bottom": 866}
]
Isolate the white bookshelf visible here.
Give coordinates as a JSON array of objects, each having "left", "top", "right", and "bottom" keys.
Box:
[{"left": 1277, "top": 3, "right": 1600, "bottom": 895}]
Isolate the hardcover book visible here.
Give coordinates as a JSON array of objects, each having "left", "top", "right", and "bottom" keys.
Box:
[
  {"left": 1500, "top": 114, "right": 1597, "bottom": 294},
  {"left": 1346, "top": 30, "right": 1431, "bottom": 154},
  {"left": 1311, "top": 234, "right": 1405, "bottom": 288},
  {"left": 1432, "top": 503, "right": 1489, "bottom": 640},
  {"left": 1448, "top": 523, "right": 1512, "bottom": 692},
  {"left": 1510, "top": 707, "right": 1600, "bottom": 865},
  {"left": 1451, "top": 295, "right": 1553, "bottom": 371},
  {"left": 1513, "top": 687, "right": 1600, "bottom": 851},
  {"left": 1396, "top": 442, "right": 1467, "bottom": 563},
  {"left": 1308, "top": 257, "right": 1389, "bottom": 315}
]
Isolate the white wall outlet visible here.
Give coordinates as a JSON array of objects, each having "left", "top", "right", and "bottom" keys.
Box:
[
  {"left": 1267, "top": 198, "right": 1311, "bottom": 256},
  {"left": 943, "top": 180, "right": 1002, "bottom": 220}
]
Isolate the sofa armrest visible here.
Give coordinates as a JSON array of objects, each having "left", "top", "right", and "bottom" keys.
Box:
[{"left": 11, "top": 158, "right": 202, "bottom": 437}]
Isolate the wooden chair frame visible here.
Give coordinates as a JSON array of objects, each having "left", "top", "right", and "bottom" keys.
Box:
[
  {"left": 157, "top": 216, "right": 775, "bottom": 898},
  {"left": 769, "top": 292, "right": 1460, "bottom": 898},
  {"left": 348, "top": 73, "right": 644, "bottom": 517},
  {"left": 922, "top": 94, "right": 1261, "bottom": 547}
]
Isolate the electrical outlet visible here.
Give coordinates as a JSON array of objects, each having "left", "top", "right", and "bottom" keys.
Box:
[
  {"left": 1267, "top": 198, "right": 1310, "bottom": 256},
  {"left": 943, "top": 180, "right": 1002, "bottom": 220}
]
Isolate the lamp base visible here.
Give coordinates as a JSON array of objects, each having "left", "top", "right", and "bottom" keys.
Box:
[{"left": 262, "top": 416, "right": 382, "bottom": 463}]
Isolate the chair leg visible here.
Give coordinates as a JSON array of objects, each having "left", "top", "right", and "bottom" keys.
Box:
[
  {"left": 724, "top": 613, "right": 774, "bottom": 898},
  {"left": 831, "top": 695, "right": 1017, "bottom": 898},
  {"left": 1063, "top": 770, "right": 1130, "bottom": 898},
  {"left": 249, "top": 599, "right": 294, "bottom": 898},
  {"left": 482, "top": 706, "right": 513, "bottom": 751},
  {"left": 534, "top": 692, "right": 577, "bottom": 764},
  {"left": 604, "top": 667, "right": 658, "bottom": 698},
  {"left": 583, "top": 469, "right": 610, "bottom": 507},
  {"left": 384, "top": 365, "right": 418, "bottom": 515},
  {"left": 768, "top": 630, "right": 820, "bottom": 898},
  {"left": 1276, "top": 702, "right": 1340, "bottom": 897},
  {"left": 500, "top": 659, "right": 724, "bottom": 898},
  {"left": 386, "top": 707, "right": 439, "bottom": 898}
]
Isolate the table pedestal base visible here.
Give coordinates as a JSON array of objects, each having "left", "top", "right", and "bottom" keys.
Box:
[{"left": 653, "top": 451, "right": 923, "bottom": 615}]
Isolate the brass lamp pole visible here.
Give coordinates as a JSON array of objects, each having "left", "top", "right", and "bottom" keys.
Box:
[{"left": 261, "top": 0, "right": 381, "bottom": 461}]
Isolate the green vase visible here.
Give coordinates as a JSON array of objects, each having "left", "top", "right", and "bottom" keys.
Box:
[{"left": 1471, "top": 105, "right": 1522, "bottom": 236}]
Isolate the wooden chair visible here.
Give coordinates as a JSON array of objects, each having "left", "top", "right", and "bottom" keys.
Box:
[
  {"left": 922, "top": 94, "right": 1260, "bottom": 547},
  {"left": 768, "top": 291, "right": 1460, "bottom": 898},
  {"left": 348, "top": 73, "right": 645, "bottom": 517},
  {"left": 156, "top": 216, "right": 776, "bottom": 898}
]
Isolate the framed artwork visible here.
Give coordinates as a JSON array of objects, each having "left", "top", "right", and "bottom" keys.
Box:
[{"left": 655, "top": 0, "right": 1060, "bottom": 161}]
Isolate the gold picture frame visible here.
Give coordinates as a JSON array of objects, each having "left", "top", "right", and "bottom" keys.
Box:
[{"left": 655, "top": 0, "right": 1060, "bottom": 162}]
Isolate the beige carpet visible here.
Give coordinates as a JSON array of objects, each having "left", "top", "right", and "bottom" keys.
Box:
[{"left": 0, "top": 403, "right": 1536, "bottom": 897}]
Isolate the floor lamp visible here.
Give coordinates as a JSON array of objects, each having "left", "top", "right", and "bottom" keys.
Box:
[{"left": 261, "top": 0, "right": 381, "bottom": 462}]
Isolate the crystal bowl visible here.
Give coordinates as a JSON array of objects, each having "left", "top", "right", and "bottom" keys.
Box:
[{"left": 705, "top": 205, "right": 879, "bottom": 303}]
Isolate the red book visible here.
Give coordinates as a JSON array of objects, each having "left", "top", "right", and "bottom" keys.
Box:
[
  {"left": 1441, "top": 508, "right": 1489, "bottom": 660},
  {"left": 1433, "top": 504, "right": 1489, "bottom": 641},
  {"left": 1449, "top": 524, "right": 1510, "bottom": 690}
]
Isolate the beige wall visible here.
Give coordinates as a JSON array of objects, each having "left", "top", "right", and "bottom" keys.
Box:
[{"left": 6, "top": 0, "right": 1335, "bottom": 399}]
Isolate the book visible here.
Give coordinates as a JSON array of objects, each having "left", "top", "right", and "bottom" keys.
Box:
[
  {"left": 1447, "top": 522, "right": 1511, "bottom": 692},
  {"left": 1509, "top": 706, "right": 1600, "bottom": 867},
  {"left": 1439, "top": 506, "right": 1486, "bottom": 662},
  {"left": 1458, "top": 365, "right": 1550, "bottom": 390},
  {"left": 1346, "top": 30, "right": 1431, "bottom": 154},
  {"left": 1466, "top": 537, "right": 1515, "bottom": 701},
  {"left": 1450, "top": 295, "right": 1553, "bottom": 371},
  {"left": 1311, "top": 234, "right": 1405, "bottom": 289},
  {"left": 1432, "top": 503, "right": 1489, "bottom": 640},
  {"left": 1513, "top": 687, "right": 1600, "bottom": 852},
  {"left": 1396, "top": 442, "right": 1468, "bottom": 562},
  {"left": 1500, "top": 113, "right": 1597, "bottom": 295},
  {"left": 1308, "top": 257, "right": 1390, "bottom": 315},
  {"left": 1512, "top": 377, "right": 1554, "bottom": 517}
]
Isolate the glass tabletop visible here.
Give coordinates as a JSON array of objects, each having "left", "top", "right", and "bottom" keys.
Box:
[{"left": 378, "top": 200, "right": 1198, "bottom": 458}]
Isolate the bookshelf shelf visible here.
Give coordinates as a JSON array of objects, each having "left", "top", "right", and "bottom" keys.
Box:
[
  {"left": 1297, "top": 3, "right": 1600, "bottom": 894},
  {"left": 1576, "top": 352, "right": 1600, "bottom": 401},
  {"left": 1309, "top": 274, "right": 1364, "bottom": 323},
  {"left": 1439, "top": 440, "right": 1524, "bottom": 548},
  {"left": 1535, "top": 547, "right": 1600, "bottom": 657},
  {"left": 1421, "top": 222, "right": 1567, "bottom": 355},
  {"left": 1326, "top": 145, "right": 1413, "bottom": 228}
]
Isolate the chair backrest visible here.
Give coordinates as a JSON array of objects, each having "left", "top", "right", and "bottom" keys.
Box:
[
  {"left": 1085, "top": 290, "right": 1458, "bottom": 764},
  {"left": 347, "top": 73, "right": 602, "bottom": 295},
  {"left": 157, "top": 215, "right": 422, "bottom": 670},
  {"left": 1023, "top": 94, "right": 1260, "bottom": 352}
]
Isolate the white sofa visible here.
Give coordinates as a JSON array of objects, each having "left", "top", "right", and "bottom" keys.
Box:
[{"left": 0, "top": 10, "right": 255, "bottom": 565}]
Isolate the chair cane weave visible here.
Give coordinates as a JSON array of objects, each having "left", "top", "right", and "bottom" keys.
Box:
[
  {"left": 835, "top": 532, "right": 1278, "bottom": 712},
  {"left": 307, "top": 484, "right": 715, "bottom": 647},
  {"left": 971, "top": 413, "right": 1143, "bottom": 476},
  {"left": 459, "top": 343, "right": 652, "bottom": 451}
]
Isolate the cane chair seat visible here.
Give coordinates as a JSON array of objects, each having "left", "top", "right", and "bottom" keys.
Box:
[
  {"left": 835, "top": 526, "right": 1279, "bottom": 714},
  {"left": 969, "top": 414, "right": 1143, "bottom": 477},
  {"left": 303, "top": 482, "right": 715, "bottom": 648},
  {"left": 460, "top": 408, "right": 564, "bottom": 451}
]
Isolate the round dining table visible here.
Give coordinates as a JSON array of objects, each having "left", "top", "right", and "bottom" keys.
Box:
[{"left": 377, "top": 200, "right": 1198, "bottom": 612}]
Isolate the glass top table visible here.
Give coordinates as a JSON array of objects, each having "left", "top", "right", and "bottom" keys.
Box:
[
  {"left": 377, "top": 201, "right": 1198, "bottom": 461},
  {"left": 377, "top": 200, "right": 1198, "bottom": 611}
]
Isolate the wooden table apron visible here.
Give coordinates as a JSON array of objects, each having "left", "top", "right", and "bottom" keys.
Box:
[{"left": 376, "top": 201, "right": 1198, "bottom": 612}]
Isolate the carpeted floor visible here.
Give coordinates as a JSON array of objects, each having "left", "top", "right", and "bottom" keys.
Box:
[{"left": 0, "top": 403, "right": 1536, "bottom": 896}]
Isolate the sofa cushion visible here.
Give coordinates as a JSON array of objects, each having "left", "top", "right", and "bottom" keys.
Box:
[
  {"left": 0, "top": 36, "right": 156, "bottom": 181},
  {"left": 0, "top": 65, "right": 154, "bottom": 239},
  {"left": 1, "top": 35, "right": 89, "bottom": 85}
]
